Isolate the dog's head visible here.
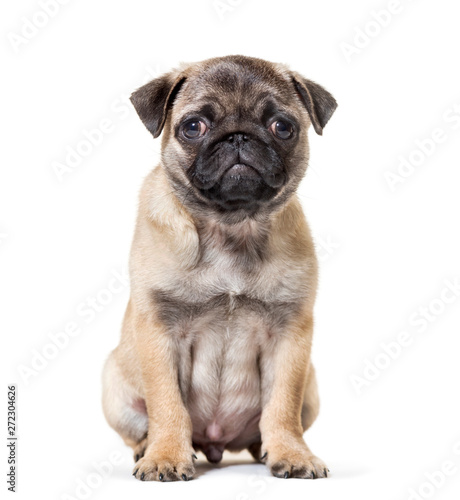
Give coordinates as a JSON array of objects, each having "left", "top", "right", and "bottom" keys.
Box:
[{"left": 131, "top": 55, "right": 337, "bottom": 222}]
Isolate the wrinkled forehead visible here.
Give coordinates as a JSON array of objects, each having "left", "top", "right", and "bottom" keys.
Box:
[{"left": 173, "top": 60, "right": 298, "bottom": 121}]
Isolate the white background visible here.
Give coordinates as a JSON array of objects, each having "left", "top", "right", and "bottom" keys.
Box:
[{"left": 2, "top": 0, "right": 460, "bottom": 499}]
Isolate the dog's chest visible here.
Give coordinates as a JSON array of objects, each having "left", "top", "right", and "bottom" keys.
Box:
[
  {"left": 155, "top": 241, "right": 305, "bottom": 337},
  {"left": 165, "top": 219, "right": 306, "bottom": 320}
]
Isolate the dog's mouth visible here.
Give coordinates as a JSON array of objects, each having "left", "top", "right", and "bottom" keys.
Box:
[
  {"left": 192, "top": 163, "right": 262, "bottom": 190},
  {"left": 221, "top": 162, "right": 286, "bottom": 190},
  {"left": 223, "top": 163, "right": 260, "bottom": 178},
  {"left": 196, "top": 162, "right": 281, "bottom": 211}
]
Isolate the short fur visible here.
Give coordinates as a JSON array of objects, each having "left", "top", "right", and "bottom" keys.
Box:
[{"left": 102, "top": 55, "right": 337, "bottom": 481}]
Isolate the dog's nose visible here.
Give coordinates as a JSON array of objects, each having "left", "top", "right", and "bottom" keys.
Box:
[{"left": 227, "top": 132, "right": 249, "bottom": 143}]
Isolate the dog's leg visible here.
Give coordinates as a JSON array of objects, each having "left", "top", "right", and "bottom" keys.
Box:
[
  {"left": 247, "top": 441, "right": 263, "bottom": 461},
  {"left": 131, "top": 312, "right": 196, "bottom": 482},
  {"left": 101, "top": 350, "right": 148, "bottom": 460},
  {"left": 248, "top": 365, "right": 318, "bottom": 463},
  {"left": 301, "top": 363, "right": 320, "bottom": 431},
  {"left": 259, "top": 313, "right": 328, "bottom": 479}
]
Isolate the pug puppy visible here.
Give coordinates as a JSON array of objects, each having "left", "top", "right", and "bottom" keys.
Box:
[{"left": 102, "top": 55, "right": 337, "bottom": 482}]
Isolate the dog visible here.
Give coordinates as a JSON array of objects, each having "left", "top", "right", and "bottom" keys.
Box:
[{"left": 102, "top": 55, "right": 337, "bottom": 481}]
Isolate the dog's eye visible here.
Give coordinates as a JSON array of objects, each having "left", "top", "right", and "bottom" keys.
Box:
[
  {"left": 270, "top": 120, "right": 293, "bottom": 140},
  {"left": 182, "top": 120, "right": 207, "bottom": 139}
]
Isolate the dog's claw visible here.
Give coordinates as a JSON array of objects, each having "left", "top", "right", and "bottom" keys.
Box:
[
  {"left": 181, "top": 473, "right": 188, "bottom": 481},
  {"left": 133, "top": 468, "right": 138, "bottom": 477},
  {"left": 324, "top": 468, "right": 328, "bottom": 477},
  {"left": 159, "top": 473, "right": 164, "bottom": 481},
  {"left": 135, "top": 454, "right": 139, "bottom": 462},
  {"left": 311, "top": 471, "right": 316, "bottom": 479},
  {"left": 192, "top": 453, "right": 198, "bottom": 460},
  {"left": 284, "top": 471, "right": 289, "bottom": 479},
  {"left": 260, "top": 452, "right": 267, "bottom": 461},
  {"left": 140, "top": 472, "right": 145, "bottom": 481}
]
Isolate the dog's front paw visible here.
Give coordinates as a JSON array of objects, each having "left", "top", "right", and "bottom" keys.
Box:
[
  {"left": 262, "top": 436, "right": 329, "bottom": 479},
  {"left": 132, "top": 446, "right": 196, "bottom": 481}
]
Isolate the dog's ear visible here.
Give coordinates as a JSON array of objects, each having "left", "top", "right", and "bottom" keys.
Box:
[
  {"left": 130, "top": 72, "right": 186, "bottom": 138},
  {"left": 291, "top": 74, "right": 337, "bottom": 135}
]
